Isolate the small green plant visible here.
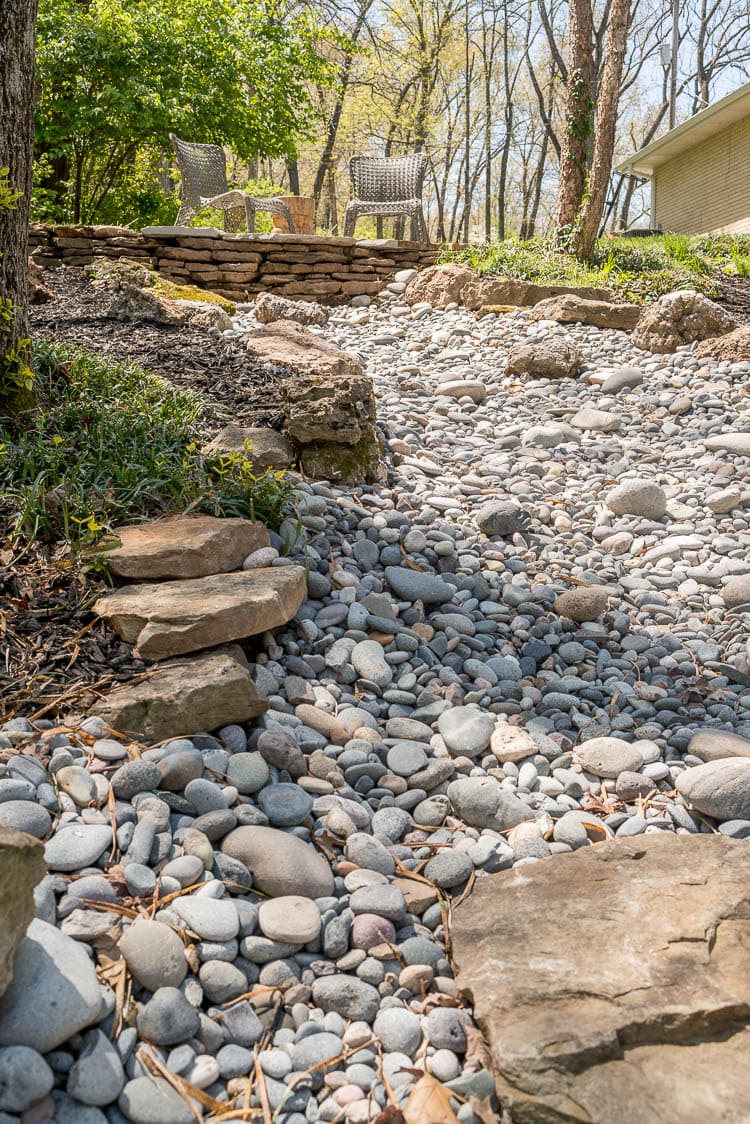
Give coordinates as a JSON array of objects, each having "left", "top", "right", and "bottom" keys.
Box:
[
  {"left": 0, "top": 344, "right": 293, "bottom": 550},
  {"left": 730, "top": 245, "right": 750, "bottom": 277}
]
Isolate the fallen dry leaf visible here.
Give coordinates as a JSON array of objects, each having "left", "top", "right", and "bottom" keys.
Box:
[
  {"left": 403, "top": 1072, "right": 461, "bottom": 1124},
  {"left": 468, "top": 1094, "right": 498, "bottom": 1124},
  {"left": 372, "top": 1108, "right": 406, "bottom": 1124},
  {"left": 464, "top": 1025, "right": 493, "bottom": 1074}
]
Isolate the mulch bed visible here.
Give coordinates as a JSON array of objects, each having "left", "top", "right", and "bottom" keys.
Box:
[
  {"left": 710, "top": 272, "right": 750, "bottom": 323},
  {"left": 4, "top": 264, "right": 299, "bottom": 721},
  {"left": 0, "top": 544, "right": 146, "bottom": 722},
  {"left": 29, "top": 265, "right": 290, "bottom": 428}
]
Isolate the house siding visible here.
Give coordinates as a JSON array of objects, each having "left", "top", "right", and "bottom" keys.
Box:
[{"left": 653, "top": 115, "right": 750, "bottom": 233}]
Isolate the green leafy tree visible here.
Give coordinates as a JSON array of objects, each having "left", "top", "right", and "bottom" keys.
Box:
[{"left": 35, "top": 0, "right": 334, "bottom": 223}]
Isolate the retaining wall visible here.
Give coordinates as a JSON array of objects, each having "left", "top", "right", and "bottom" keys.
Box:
[{"left": 28, "top": 223, "right": 438, "bottom": 304}]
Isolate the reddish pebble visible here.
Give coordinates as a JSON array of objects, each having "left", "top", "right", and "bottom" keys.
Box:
[{"left": 351, "top": 913, "right": 396, "bottom": 950}]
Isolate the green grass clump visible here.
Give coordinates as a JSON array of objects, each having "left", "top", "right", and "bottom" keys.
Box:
[
  {"left": 439, "top": 232, "right": 750, "bottom": 303},
  {"left": 0, "top": 344, "right": 292, "bottom": 550}
]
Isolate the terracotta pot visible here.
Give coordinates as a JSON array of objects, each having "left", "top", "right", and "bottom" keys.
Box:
[{"left": 271, "top": 195, "right": 315, "bottom": 235}]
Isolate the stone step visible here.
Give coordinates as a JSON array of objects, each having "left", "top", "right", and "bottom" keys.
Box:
[
  {"left": 94, "top": 565, "right": 306, "bottom": 659},
  {"left": 103, "top": 514, "right": 269, "bottom": 580},
  {"left": 90, "top": 649, "right": 268, "bottom": 741}
]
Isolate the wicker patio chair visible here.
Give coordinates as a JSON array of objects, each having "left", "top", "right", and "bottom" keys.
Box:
[
  {"left": 343, "top": 153, "right": 428, "bottom": 243},
  {"left": 169, "top": 134, "right": 295, "bottom": 234}
]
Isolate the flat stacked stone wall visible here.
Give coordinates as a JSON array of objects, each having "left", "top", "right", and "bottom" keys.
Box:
[{"left": 28, "top": 224, "right": 438, "bottom": 304}]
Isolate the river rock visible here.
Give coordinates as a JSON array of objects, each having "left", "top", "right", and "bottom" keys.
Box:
[
  {"left": 575, "top": 737, "right": 644, "bottom": 778},
  {"left": 258, "top": 896, "right": 321, "bottom": 944},
  {"left": 688, "top": 730, "right": 750, "bottom": 762},
  {"left": 44, "top": 824, "right": 112, "bottom": 872},
  {"left": 606, "top": 479, "right": 667, "bottom": 519},
  {"left": 676, "top": 758, "right": 750, "bottom": 820},
  {"left": 311, "top": 976, "right": 380, "bottom": 1022},
  {"left": 119, "top": 919, "right": 188, "bottom": 991},
  {"left": 384, "top": 566, "right": 453, "bottom": 605},
  {"left": 453, "top": 834, "right": 750, "bottom": 1124},
  {"left": 221, "top": 826, "right": 334, "bottom": 898},
  {"left": 438, "top": 707, "right": 495, "bottom": 758},
  {"left": 447, "top": 776, "right": 535, "bottom": 831},
  {"left": 0, "top": 919, "right": 105, "bottom": 1052}
]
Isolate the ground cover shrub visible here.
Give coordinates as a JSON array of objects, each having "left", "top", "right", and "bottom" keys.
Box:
[{"left": 0, "top": 344, "right": 292, "bottom": 549}]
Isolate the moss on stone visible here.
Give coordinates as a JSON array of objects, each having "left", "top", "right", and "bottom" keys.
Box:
[
  {"left": 300, "top": 434, "right": 385, "bottom": 485},
  {"left": 152, "top": 279, "right": 236, "bottom": 314}
]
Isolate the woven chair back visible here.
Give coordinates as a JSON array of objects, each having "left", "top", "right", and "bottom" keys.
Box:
[
  {"left": 169, "top": 134, "right": 229, "bottom": 212},
  {"left": 349, "top": 153, "right": 427, "bottom": 203}
]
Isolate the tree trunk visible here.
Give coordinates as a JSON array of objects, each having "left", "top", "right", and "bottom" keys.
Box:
[
  {"left": 573, "top": 0, "right": 631, "bottom": 259},
  {"left": 286, "top": 159, "right": 300, "bottom": 195},
  {"left": 0, "top": 0, "right": 38, "bottom": 420},
  {"left": 556, "top": 0, "right": 595, "bottom": 229}
]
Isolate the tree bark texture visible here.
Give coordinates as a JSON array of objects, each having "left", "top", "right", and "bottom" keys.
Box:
[
  {"left": 573, "top": 0, "right": 631, "bottom": 258},
  {"left": 555, "top": 0, "right": 595, "bottom": 228},
  {"left": 0, "top": 0, "right": 38, "bottom": 416}
]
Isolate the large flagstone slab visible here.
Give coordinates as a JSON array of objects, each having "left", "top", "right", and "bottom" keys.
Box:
[
  {"left": 453, "top": 834, "right": 750, "bottom": 1124},
  {"left": 104, "top": 514, "right": 269, "bottom": 579},
  {"left": 91, "top": 649, "right": 268, "bottom": 741},
  {"left": 94, "top": 566, "right": 306, "bottom": 659}
]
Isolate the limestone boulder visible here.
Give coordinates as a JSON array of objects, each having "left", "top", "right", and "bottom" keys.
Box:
[
  {"left": 87, "top": 256, "right": 155, "bottom": 289},
  {"left": 695, "top": 323, "right": 750, "bottom": 361},
  {"left": 284, "top": 371, "right": 375, "bottom": 447},
  {"left": 299, "top": 438, "right": 386, "bottom": 486},
  {"left": 0, "top": 827, "right": 46, "bottom": 1000},
  {"left": 28, "top": 258, "right": 54, "bottom": 304},
  {"left": 103, "top": 515, "right": 269, "bottom": 580},
  {"left": 93, "top": 565, "right": 306, "bottom": 659},
  {"left": 107, "top": 283, "right": 184, "bottom": 326},
  {"left": 506, "top": 337, "right": 583, "bottom": 379},
  {"left": 404, "top": 264, "right": 476, "bottom": 308},
  {"left": 632, "top": 290, "right": 736, "bottom": 353},
  {"left": 283, "top": 370, "right": 385, "bottom": 484},
  {"left": 90, "top": 650, "right": 268, "bottom": 742},
  {"left": 106, "top": 283, "right": 232, "bottom": 330},
  {"left": 244, "top": 320, "right": 361, "bottom": 380},
  {"left": 465, "top": 280, "right": 615, "bottom": 311},
  {"left": 453, "top": 834, "right": 750, "bottom": 1124},
  {"left": 174, "top": 299, "right": 233, "bottom": 332},
  {"left": 202, "top": 426, "right": 295, "bottom": 474},
  {"left": 254, "top": 292, "right": 329, "bottom": 326},
  {"left": 531, "top": 294, "right": 641, "bottom": 331}
]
